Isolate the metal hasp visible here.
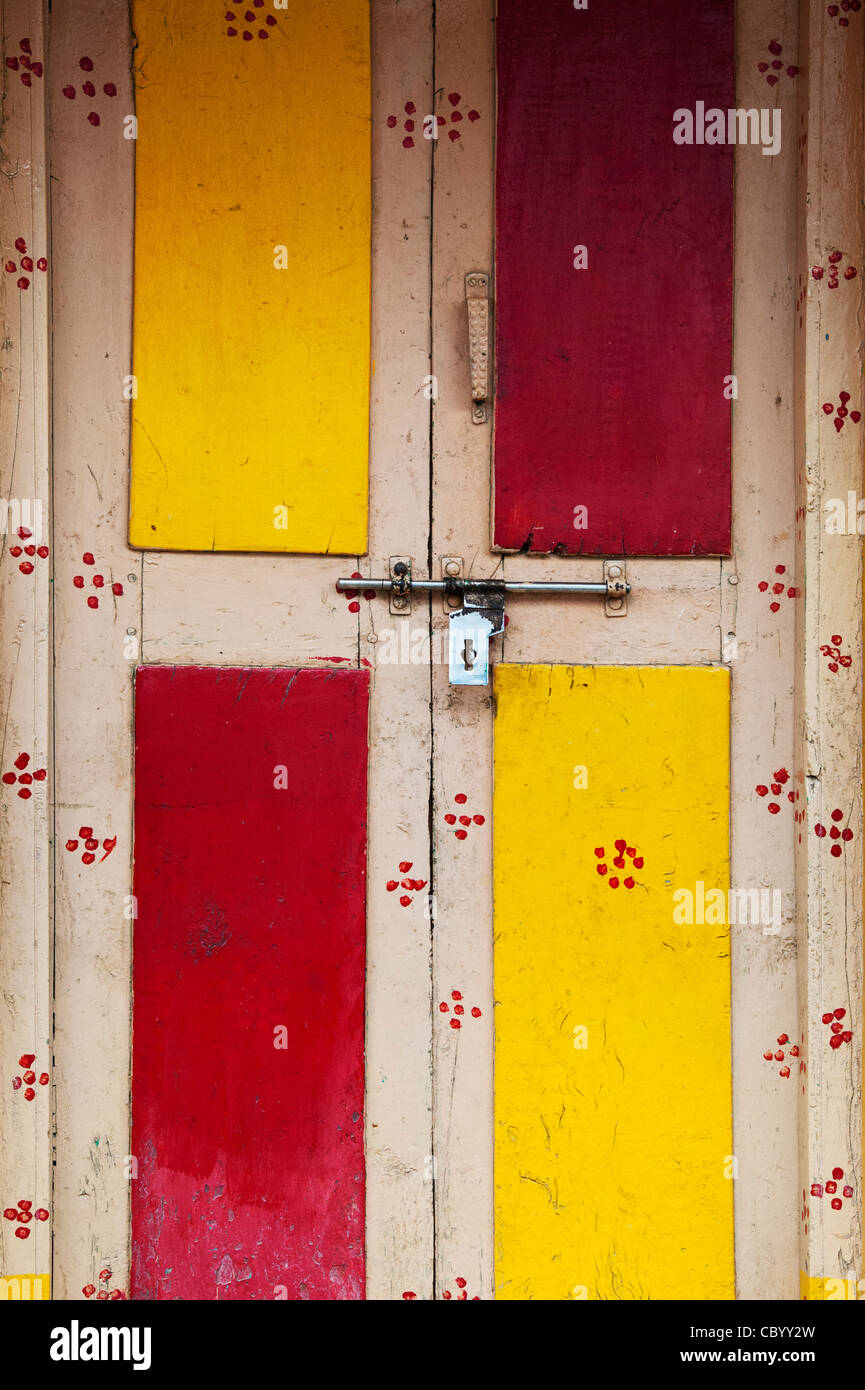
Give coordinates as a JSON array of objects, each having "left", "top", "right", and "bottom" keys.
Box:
[
  {"left": 448, "top": 581, "right": 506, "bottom": 686},
  {"left": 336, "top": 564, "right": 630, "bottom": 686},
  {"left": 465, "top": 271, "right": 490, "bottom": 424}
]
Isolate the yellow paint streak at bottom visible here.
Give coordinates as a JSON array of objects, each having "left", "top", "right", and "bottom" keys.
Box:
[
  {"left": 493, "top": 665, "right": 734, "bottom": 1300},
  {"left": 0, "top": 1274, "right": 50, "bottom": 1299},
  {"left": 800, "top": 1271, "right": 864, "bottom": 1300}
]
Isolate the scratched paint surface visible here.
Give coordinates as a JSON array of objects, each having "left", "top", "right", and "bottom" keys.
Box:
[
  {"left": 130, "top": 0, "right": 370, "bottom": 553},
  {"left": 493, "top": 665, "right": 733, "bottom": 1299},
  {"left": 131, "top": 666, "right": 368, "bottom": 1299},
  {"left": 494, "top": 0, "right": 733, "bottom": 554}
]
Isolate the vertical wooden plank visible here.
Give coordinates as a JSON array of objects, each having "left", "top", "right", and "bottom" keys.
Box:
[
  {"left": 0, "top": 0, "right": 52, "bottom": 1299},
  {"left": 493, "top": 665, "right": 734, "bottom": 1300},
  {"left": 795, "top": 0, "right": 864, "bottom": 1298},
  {"left": 48, "top": 0, "right": 138, "bottom": 1302},
  {"left": 129, "top": 0, "right": 370, "bottom": 555},
  {"left": 493, "top": 0, "right": 734, "bottom": 556},
  {"left": 430, "top": 0, "right": 496, "bottom": 1304},
  {"left": 131, "top": 666, "right": 368, "bottom": 1300},
  {"left": 722, "top": 0, "right": 800, "bottom": 1301},
  {"left": 364, "top": 0, "right": 436, "bottom": 1301}
]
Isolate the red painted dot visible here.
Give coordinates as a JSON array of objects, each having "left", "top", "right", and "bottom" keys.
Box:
[
  {"left": 831, "top": 1198, "right": 842, "bottom": 1210},
  {"left": 844, "top": 266, "right": 857, "bottom": 279},
  {"left": 2, "top": 772, "right": 15, "bottom": 784},
  {"left": 82, "top": 80, "right": 95, "bottom": 96},
  {"left": 17, "top": 277, "right": 30, "bottom": 290},
  {"left": 454, "top": 1004, "right": 464, "bottom": 1016},
  {"left": 455, "top": 829, "right": 467, "bottom": 839},
  {"left": 34, "top": 1208, "right": 48, "bottom": 1221},
  {"left": 39, "top": 1073, "right": 48, "bottom": 1085},
  {"left": 452, "top": 991, "right": 462, "bottom": 1001},
  {"left": 14, "top": 1226, "right": 29, "bottom": 1239},
  {"left": 778, "top": 1034, "right": 789, "bottom": 1046},
  {"left": 398, "top": 862, "right": 412, "bottom": 873},
  {"left": 403, "top": 136, "right": 414, "bottom": 148},
  {"left": 21, "top": 256, "right": 33, "bottom": 272},
  {"left": 87, "top": 112, "right": 100, "bottom": 125},
  {"left": 458, "top": 815, "right": 471, "bottom": 826},
  {"left": 471, "top": 1007, "right": 481, "bottom": 1018},
  {"left": 609, "top": 877, "right": 619, "bottom": 889},
  {"left": 632, "top": 857, "right": 644, "bottom": 869},
  {"left": 79, "top": 56, "right": 94, "bottom": 71},
  {"left": 624, "top": 877, "right": 635, "bottom": 889},
  {"left": 82, "top": 852, "right": 95, "bottom": 865},
  {"left": 814, "top": 824, "right": 826, "bottom": 837},
  {"left": 6, "top": 57, "right": 19, "bottom": 70},
  {"left": 439, "top": 1002, "right": 448, "bottom": 1012},
  {"left": 37, "top": 545, "right": 48, "bottom": 558},
  {"left": 831, "top": 808, "right": 843, "bottom": 821},
  {"left": 399, "top": 895, "right": 411, "bottom": 907},
  {"left": 24, "top": 1087, "right": 35, "bottom": 1100},
  {"left": 112, "top": 582, "right": 123, "bottom": 596},
  {"left": 774, "top": 1050, "right": 784, "bottom": 1062},
  {"left": 450, "top": 1018, "right": 461, "bottom": 1030},
  {"left": 266, "top": 13, "right": 277, "bottom": 23},
  {"left": 87, "top": 596, "right": 98, "bottom": 608},
  {"left": 597, "top": 864, "right": 607, "bottom": 876},
  {"left": 473, "top": 815, "right": 485, "bottom": 825},
  {"left": 468, "top": 110, "right": 480, "bottom": 121},
  {"left": 19, "top": 561, "right": 34, "bottom": 573},
  {"left": 404, "top": 120, "right": 415, "bottom": 132},
  {"left": 769, "top": 601, "right": 780, "bottom": 613},
  {"left": 768, "top": 803, "right": 780, "bottom": 814},
  {"left": 448, "top": 130, "right": 460, "bottom": 141},
  {"left": 834, "top": 1007, "right": 846, "bottom": 1019},
  {"left": 73, "top": 576, "right": 84, "bottom": 588},
  {"left": 841, "top": 828, "right": 853, "bottom": 841},
  {"left": 65, "top": 840, "right": 78, "bottom": 852},
  {"left": 92, "top": 574, "right": 104, "bottom": 588},
  {"left": 226, "top": 26, "right": 237, "bottom": 34},
  {"left": 62, "top": 85, "right": 76, "bottom": 98},
  {"left": 830, "top": 844, "right": 842, "bottom": 857}
]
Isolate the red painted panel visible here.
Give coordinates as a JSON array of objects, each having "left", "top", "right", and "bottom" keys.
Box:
[
  {"left": 494, "top": 0, "right": 734, "bottom": 555},
  {"left": 131, "top": 666, "right": 369, "bottom": 1300}
]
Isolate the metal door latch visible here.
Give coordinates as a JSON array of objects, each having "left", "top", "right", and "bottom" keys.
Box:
[{"left": 337, "top": 563, "right": 630, "bottom": 687}]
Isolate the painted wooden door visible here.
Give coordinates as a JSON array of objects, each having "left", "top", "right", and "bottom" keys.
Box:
[{"left": 2, "top": 0, "right": 861, "bottom": 1304}]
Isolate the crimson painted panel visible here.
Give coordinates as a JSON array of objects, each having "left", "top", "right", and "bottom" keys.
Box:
[
  {"left": 131, "top": 666, "right": 369, "bottom": 1300},
  {"left": 494, "top": 0, "right": 734, "bottom": 555}
]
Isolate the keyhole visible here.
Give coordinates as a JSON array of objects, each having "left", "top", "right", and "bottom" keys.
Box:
[{"left": 462, "top": 636, "right": 477, "bottom": 670}]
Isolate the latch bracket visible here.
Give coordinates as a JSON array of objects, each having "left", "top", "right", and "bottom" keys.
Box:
[{"left": 465, "top": 272, "right": 490, "bottom": 424}]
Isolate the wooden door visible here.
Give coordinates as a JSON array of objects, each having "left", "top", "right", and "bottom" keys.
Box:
[{"left": 2, "top": 0, "right": 861, "bottom": 1303}]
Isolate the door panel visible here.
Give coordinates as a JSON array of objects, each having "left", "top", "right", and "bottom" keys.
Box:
[
  {"left": 493, "top": 0, "right": 734, "bottom": 556},
  {"left": 131, "top": 665, "right": 368, "bottom": 1299},
  {"left": 493, "top": 664, "right": 734, "bottom": 1299},
  {"left": 129, "top": 0, "right": 371, "bottom": 555}
]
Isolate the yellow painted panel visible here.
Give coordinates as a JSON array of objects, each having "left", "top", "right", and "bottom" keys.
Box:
[
  {"left": 130, "top": 1, "right": 370, "bottom": 553},
  {"left": 0, "top": 1274, "right": 50, "bottom": 1299},
  {"left": 493, "top": 665, "right": 734, "bottom": 1300}
]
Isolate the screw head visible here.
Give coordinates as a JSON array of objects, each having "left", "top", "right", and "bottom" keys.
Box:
[
  {"left": 607, "top": 564, "right": 622, "bottom": 578},
  {"left": 444, "top": 560, "right": 461, "bottom": 577}
]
